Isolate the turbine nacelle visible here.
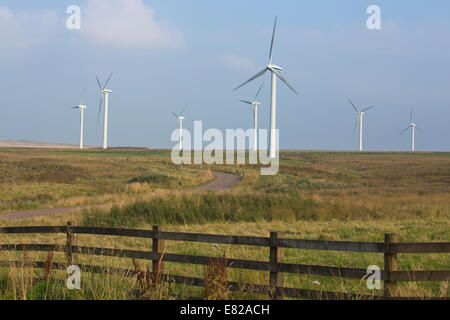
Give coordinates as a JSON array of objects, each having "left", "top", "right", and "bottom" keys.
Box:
[
  {"left": 172, "top": 106, "right": 187, "bottom": 122},
  {"left": 102, "top": 89, "right": 113, "bottom": 94},
  {"left": 268, "top": 64, "right": 282, "bottom": 72}
]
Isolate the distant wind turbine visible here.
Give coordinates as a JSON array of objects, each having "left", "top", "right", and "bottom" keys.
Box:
[
  {"left": 172, "top": 106, "right": 186, "bottom": 151},
  {"left": 96, "top": 73, "right": 114, "bottom": 149},
  {"left": 400, "top": 106, "right": 424, "bottom": 152},
  {"left": 348, "top": 99, "right": 375, "bottom": 152},
  {"left": 240, "top": 82, "right": 264, "bottom": 151},
  {"left": 72, "top": 88, "right": 87, "bottom": 149},
  {"left": 234, "top": 17, "right": 298, "bottom": 159}
]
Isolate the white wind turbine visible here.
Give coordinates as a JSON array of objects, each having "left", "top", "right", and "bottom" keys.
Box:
[
  {"left": 348, "top": 99, "right": 376, "bottom": 152},
  {"left": 400, "top": 106, "right": 424, "bottom": 152},
  {"left": 172, "top": 106, "right": 186, "bottom": 151},
  {"left": 72, "top": 88, "right": 87, "bottom": 149},
  {"left": 240, "top": 82, "right": 264, "bottom": 151},
  {"left": 96, "top": 73, "right": 114, "bottom": 149},
  {"left": 234, "top": 17, "right": 298, "bottom": 159}
]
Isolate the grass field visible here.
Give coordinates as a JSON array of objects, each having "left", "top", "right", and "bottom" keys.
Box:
[
  {"left": 0, "top": 149, "right": 213, "bottom": 213},
  {"left": 0, "top": 148, "right": 448, "bottom": 299}
]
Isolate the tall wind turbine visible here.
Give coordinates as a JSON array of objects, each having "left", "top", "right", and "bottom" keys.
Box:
[
  {"left": 96, "top": 73, "right": 114, "bottom": 149},
  {"left": 240, "top": 82, "right": 264, "bottom": 151},
  {"left": 400, "top": 106, "right": 424, "bottom": 152},
  {"left": 234, "top": 17, "right": 298, "bottom": 159},
  {"left": 72, "top": 88, "right": 87, "bottom": 149},
  {"left": 172, "top": 106, "right": 186, "bottom": 151},
  {"left": 348, "top": 99, "right": 375, "bottom": 152}
]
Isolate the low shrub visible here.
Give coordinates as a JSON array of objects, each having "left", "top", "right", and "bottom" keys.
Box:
[{"left": 128, "top": 174, "right": 173, "bottom": 185}]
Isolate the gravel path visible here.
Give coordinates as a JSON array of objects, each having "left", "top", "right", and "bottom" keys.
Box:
[{"left": 194, "top": 171, "right": 241, "bottom": 191}]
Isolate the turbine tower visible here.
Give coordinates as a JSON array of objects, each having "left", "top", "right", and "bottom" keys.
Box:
[
  {"left": 172, "top": 106, "right": 186, "bottom": 151},
  {"left": 240, "top": 82, "right": 264, "bottom": 151},
  {"left": 234, "top": 17, "right": 298, "bottom": 159},
  {"left": 348, "top": 99, "right": 375, "bottom": 152},
  {"left": 72, "top": 88, "right": 87, "bottom": 149},
  {"left": 96, "top": 73, "right": 114, "bottom": 149},
  {"left": 400, "top": 106, "right": 424, "bottom": 152}
]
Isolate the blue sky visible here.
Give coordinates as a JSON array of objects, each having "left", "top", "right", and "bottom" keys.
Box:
[{"left": 0, "top": 0, "right": 449, "bottom": 151}]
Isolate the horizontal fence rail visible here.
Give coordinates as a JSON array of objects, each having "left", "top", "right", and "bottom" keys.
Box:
[
  {"left": 0, "top": 223, "right": 449, "bottom": 300},
  {"left": 1, "top": 225, "right": 449, "bottom": 253}
]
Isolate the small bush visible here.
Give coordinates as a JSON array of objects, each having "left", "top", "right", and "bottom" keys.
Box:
[
  {"left": 128, "top": 174, "right": 173, "bottom": 185},
  {"left": 205, "top": 254, "right": 229, "bottom": 300},
  {"left": 12, "top": 194, "right": 54, "bottom": 205}
]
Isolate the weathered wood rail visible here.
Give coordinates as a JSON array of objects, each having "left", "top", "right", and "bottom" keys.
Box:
[{"left": 0, "top": 222, "right": 449, "bottom": 300}]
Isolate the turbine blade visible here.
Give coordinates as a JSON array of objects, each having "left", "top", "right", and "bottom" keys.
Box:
[
  {"left": 180, "top": 105, "right": 187, "bottom": 116},
  {"left": 240, "top": 100, "right": 253, "bottom": 105},
  {"left": 96, "top": 76, "right": 102, "bottom": 90},
  {"left": 97, "top": 94, "right": 103, "bottom": 124},
  {"left": 353, "top": 116, "right": 359, "bottom": 134},
  {"left": 269, "top": 17, "right": 277, "bottom": 64},
  {"left": 416, "top": 126, "right": 425, "bottom": 133},
  {"left": 410, "top": 106, "right": 413, "bottom": 123},
  {"left": 362, "top": 105, "right": 376, "bottom": 112},
  {"left": 348, "top": 99, "right": 358, "bottom": 113},
  {"left": 233, "top": 68, "right": 268, "bottom": 91},
  {"left": 399, "top": 126, "right": 410, "bottom": 136},
  {"left": 254, "top": 82, "right": 264, "bottom": 101},
  {"left": 103, "top": 72, "right": 114, "bottom": 90},
  {"left": 171, "top": 111, "right": 178, "bottom": 118},
  {"left": 272, "top": 69, "right": 298, "bottom": 95}
]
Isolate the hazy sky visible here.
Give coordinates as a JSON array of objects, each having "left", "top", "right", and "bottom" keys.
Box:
[{"left": 0, "top": 0, "right": 449, "bottom": 151}]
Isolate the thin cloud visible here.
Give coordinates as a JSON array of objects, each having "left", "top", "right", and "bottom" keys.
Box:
[
  {"left": 81, "top": 0, "right": 184, "bottom": 50},
  {"left": 0, "top": 6, "right": 59, "bottom": 49}
]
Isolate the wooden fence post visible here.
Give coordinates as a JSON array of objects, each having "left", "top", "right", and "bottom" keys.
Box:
[
  {"left": 269, "top": 231, "right": 284, "bottom": 300},
  {"left": 66, "top": 221, "right": 74, "bottom": 266},
  {"left": 152, "top": 225, "right": 165, "bottom": 277},
  {"left": 384, "top": 233, "right": 398, "bottom": 298}
]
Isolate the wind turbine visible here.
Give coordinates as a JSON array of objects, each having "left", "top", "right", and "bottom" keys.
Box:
[
  {"left": 172, "top": 106, "right": 186, "bottom": 151},
  {"left": 240, "top": 82, "right": 264, "bottom": 151},
  {"left": 348, "top": 99, "right": 375, "bottom": 152},
  {"left": 96, "top": 73, "right": 114, "bottom": 149},
  {"left": 400, "top": 106, "right": 424, "bottom": 152},
  {"left": 234, "top": 17, "right": 298, "bottom": 159},
  {"left": 72, "top": 88, "right": 87, "bottom": 149}
]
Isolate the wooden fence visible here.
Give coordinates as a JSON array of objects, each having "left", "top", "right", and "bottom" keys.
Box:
[{"left": 0, "top": 222, "right": 449, "bottom": 300}]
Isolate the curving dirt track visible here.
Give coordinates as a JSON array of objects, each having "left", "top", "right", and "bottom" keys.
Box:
[
  {"left": 194, "top": 171, "right": 241, "bottom": 191},
  {"left": 0, "top": 171, "right": 240, "bottom": 221}
]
